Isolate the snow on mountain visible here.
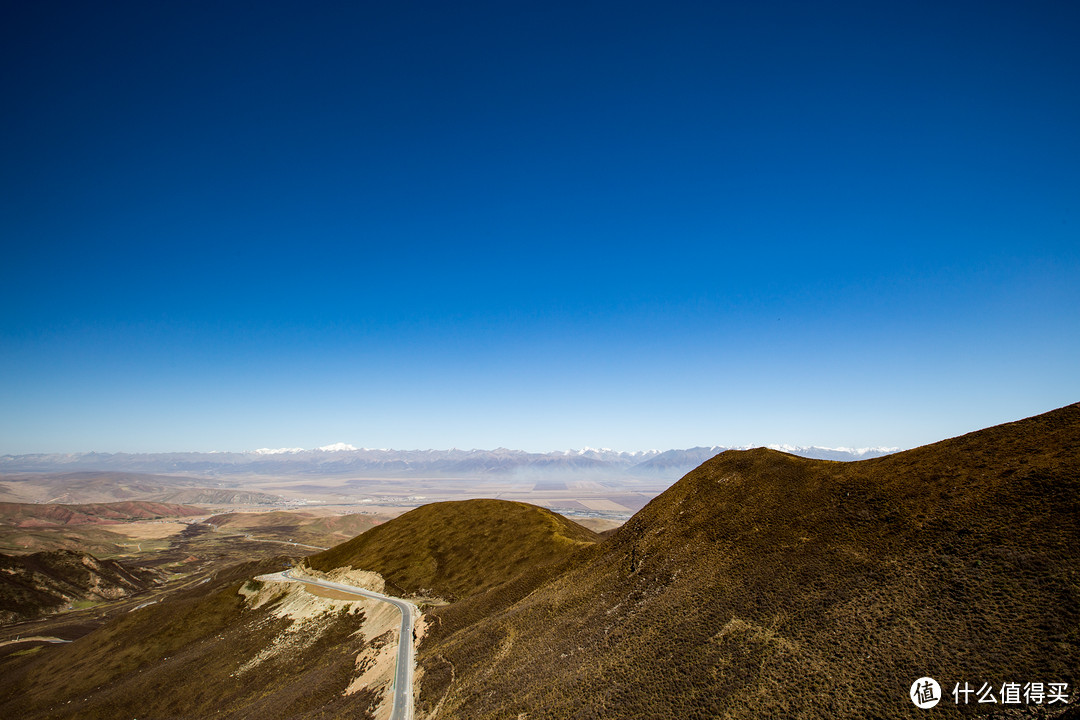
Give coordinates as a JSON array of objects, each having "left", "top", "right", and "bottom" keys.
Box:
[
  {"left": 0, "top": 444, "right": 899, "bottom": 475},
  {"left": 252, "top": 447, "right": 306, "bottom": 455},
  {"left": 767, "top": 445, "right": 901, "bottom": 461},
  {"left": 316, "top": 443, "right": 359, "bottom": 452},
  {"left": 566, "top": 447, "right": 662, "bottom": 463}
]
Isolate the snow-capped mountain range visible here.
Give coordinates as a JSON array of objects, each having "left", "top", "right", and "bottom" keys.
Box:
[{"left": 0, "top": 444, "right": 899, "bottom": 477}]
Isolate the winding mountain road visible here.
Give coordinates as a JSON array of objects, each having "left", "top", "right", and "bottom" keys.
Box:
[
  {"left": 0, "top": 635, "right": 72, "bottom": 649},
  {"left": 266, "top": 569, "right": 417, "bottom": 720}
]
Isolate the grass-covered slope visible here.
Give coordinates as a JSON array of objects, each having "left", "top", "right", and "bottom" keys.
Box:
[
  {"left": 0, "top": 558, "right": 384, "bottom": 720},
  {"left": 0, "top": 550, "right": 160, "bottom": 623},
  {"left": 0, "top": 501, "right": 206, "bottom": 527},
  {"left": 309, "top": 499, "right": 599, "bottom": 600},
  {"left": 418, "top": 403, "right": 1080, "bottom": 719},
  {"left": 204, "top": 510, "right": 383, "bottom": 547}
]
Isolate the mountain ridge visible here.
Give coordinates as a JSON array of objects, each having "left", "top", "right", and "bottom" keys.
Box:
[
  {"left": 0, "top": 550, "right": 162, "bottom": 623},
  {"left": 0, "top": 501, "right": 206, "bottom": 528},
  {"left": 309, "top": 499, "right": 600, "bottom": 601},
  {"left": 0, "top": 444, "right": 899, "bottom": 476},
  {"left": 411, "top": 402, "right": 1080, "bottom": 719},
  {"left": 0, "top": 403, "right": 1076, "bottom": 719},
  {"left": 0, "top": 472, "right": 285, "bottom": 506}
]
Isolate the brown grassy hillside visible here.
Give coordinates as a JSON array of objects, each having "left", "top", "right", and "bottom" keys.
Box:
[
  {"left": 0, "top": 473, "right": 284, "bottom": 506},
  {"left": 0, "top": 550, "right": 161, "bottom": 623},
  {"left": 417, "top": 403, "right": 1080, "bottom": 719},
  {"left": 205, "top": 509, "right": 384, "bottom": 547},
  {"left": 0, "top": 501, "right": 206, "bottom": 527},
  {"left": 0, "top": 524, "right": 138, "bottom": 556},
  {"left": 0, "top": 558, "right": 386, "bottom": 720},
  {"left": 309, "top": 499, "right": 599, "bottom": 600}
]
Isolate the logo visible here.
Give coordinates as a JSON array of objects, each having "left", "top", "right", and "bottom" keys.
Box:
[{"left": 911, "top": 677, "right": 942, "bottom": 709}]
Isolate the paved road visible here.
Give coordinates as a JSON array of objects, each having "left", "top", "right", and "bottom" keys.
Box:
[
  {"left": 267, "top": 569, "right": 417, "bottom": 720},
  {"left": 0, "top": 635, "right": 72, "bottom": 649},
  {"left": 240, "top": 534, "right": 328, "bottom": 551}
]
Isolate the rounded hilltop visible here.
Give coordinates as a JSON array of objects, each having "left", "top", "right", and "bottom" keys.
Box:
[
  {"left": 415, "top": 402, "right": 1080, "bottom": 720},
  {"left": 308, "top": 498, "right": 599, "bottom": 601}
]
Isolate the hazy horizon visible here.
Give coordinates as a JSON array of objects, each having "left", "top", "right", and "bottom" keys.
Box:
[{"left": 1, "top": 441, "right": 903, "bottom": 457}]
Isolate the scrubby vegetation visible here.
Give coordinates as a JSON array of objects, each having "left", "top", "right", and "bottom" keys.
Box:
[
  {"left": 2, "top": 404, "right": 1077, "bottom": 719},
  {"left": 0, "top": 501, "right": 206, "bottom": 527},
  {"left": 416, "top": 403, "right": 1080, "bottom": 719},
  {"left": 0, "top": 550, "right": 161, "bottom": 623},
  {"left": 205, "top": 509, "right": 384, "bottom": 547},
  {"left": 0, "top": 558, "right": 383, "bottom": 719},
  {"left": 309, "top": 499, "right": 600, "bottom": 600}
]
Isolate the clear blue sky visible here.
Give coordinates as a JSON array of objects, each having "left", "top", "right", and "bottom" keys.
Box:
[{"left": 2, "top": 1, "right": 1078, "bottom": 454}]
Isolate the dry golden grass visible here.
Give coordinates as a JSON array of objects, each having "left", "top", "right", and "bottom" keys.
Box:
[
  {"left": 574, "top": 518, "right": 625, "bottom": 533},
  {"left": 0, "top": 501, "right": 205, "bottom": 527},
  {"left": 107, "top": 521, "right": 189, "bottom": 540},
  {"left": 0, "top": 525, "right": 135, "bottom": 556},
  {"left": 206, "top": 509, "right": 386, "bottom": 547}
]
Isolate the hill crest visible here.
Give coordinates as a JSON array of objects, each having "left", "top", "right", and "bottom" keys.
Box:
[
  {"left": 309, "top": 498, "right": 599, "bottom": 600},
  {"left": 0, "top": 501, "right": 206, "bottom": 528},
  {"left": 0, "top": 549, "right": 161, "bottom": 623},
  {"left": 415, "top": 402, "right": 1080, "bottom": 719}
]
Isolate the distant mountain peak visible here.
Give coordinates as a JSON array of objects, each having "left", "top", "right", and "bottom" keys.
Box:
[
  {"left": 315, "top": 443, "right": 358, "bottom": 452},
  {"left": 1, "top": 443, "right": 900, "bottom": 476},
  {"left": 767, "top": 443, "right": 900, "bottom": 454},
  {"left": 764, "top": 444, "right": 902, "bottom": 460}
]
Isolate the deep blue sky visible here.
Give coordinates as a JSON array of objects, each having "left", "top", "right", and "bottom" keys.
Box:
[{"left": 2, "top": 1, "right": 1078, "bottom": 454}]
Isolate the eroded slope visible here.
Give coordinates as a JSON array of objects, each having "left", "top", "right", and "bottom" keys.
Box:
[
  {"left": 0, "top": 550, "right": 162, "bottom": 623},
  {"left": 0, "top": 558, "right": 395, "bottom": 719}
]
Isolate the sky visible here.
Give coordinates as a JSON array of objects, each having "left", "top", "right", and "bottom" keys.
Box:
[{"left": 2, "top": 1, "right": 1078, "bottom": 454}]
